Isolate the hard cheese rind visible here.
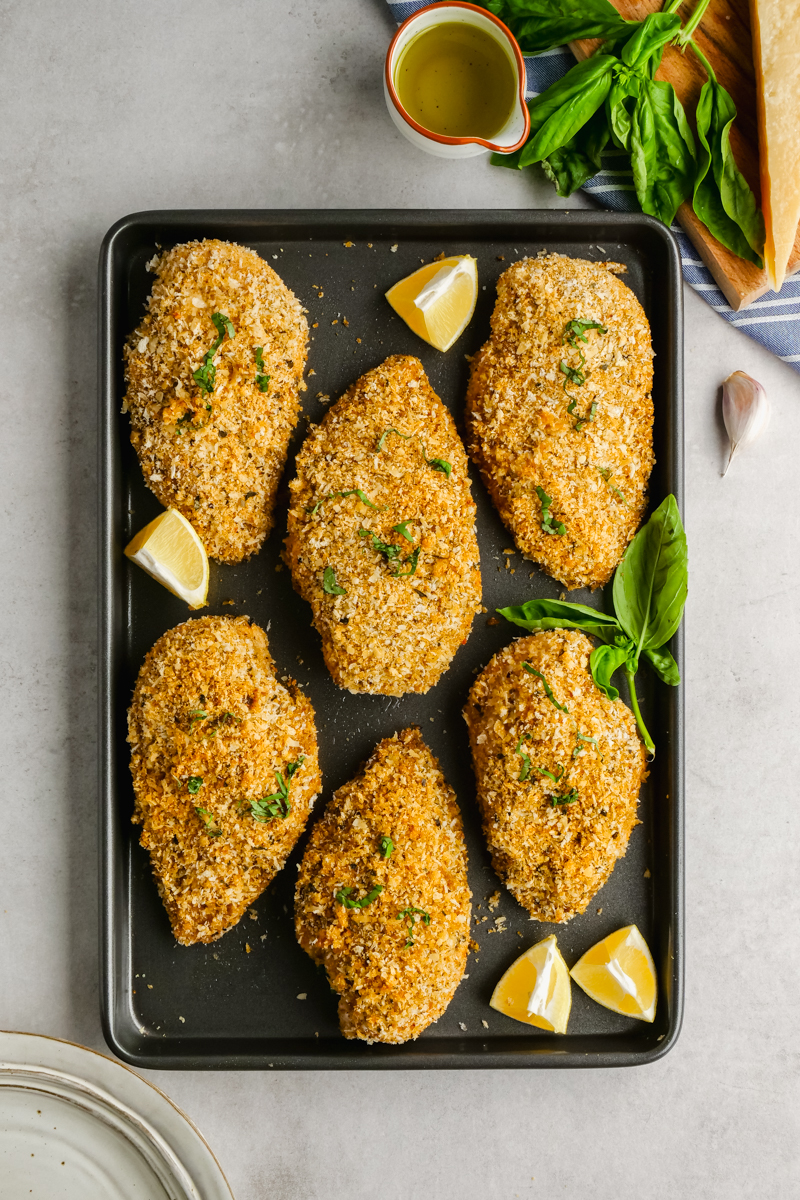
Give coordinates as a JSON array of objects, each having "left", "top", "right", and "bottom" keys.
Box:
[{"left": 750, "top": 0, "right": 800, "bottom": 291}]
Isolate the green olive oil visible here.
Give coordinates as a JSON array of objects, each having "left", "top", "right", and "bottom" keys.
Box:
[{"left": 394, "top": 21, "right": 516, "bottom": 139}]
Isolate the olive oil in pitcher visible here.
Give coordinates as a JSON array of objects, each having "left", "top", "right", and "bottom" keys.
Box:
[{"left": 394, "top": 21, "right": 516, "bottom": 140}]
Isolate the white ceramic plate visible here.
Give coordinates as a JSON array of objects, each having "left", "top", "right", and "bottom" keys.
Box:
[{"left": 0, "top": 1031, "right": 233, "bottom": 1199}]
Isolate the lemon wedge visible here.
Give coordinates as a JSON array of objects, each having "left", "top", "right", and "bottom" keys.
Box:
[
  {"left": 570, "top": 925, "right": 657, "bottom": 1022},
  {"left": 489, "top": 934, "right": 572, "bottom": 1033},
  {"left": 385, "top": 255, "right": 478, "bottom": 351},
  {"left": 124, "top": 508, "right": 209, "bottom": 608}
]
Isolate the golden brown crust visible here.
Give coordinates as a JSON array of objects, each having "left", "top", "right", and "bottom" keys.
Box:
[
  {"left": 463, "top": 630, "right": 646, "bottom": 923},
  {"left": 294, "top": 727, "right": 471, "bottom": 1043},
  {"left": 123, "top": 239, "right": 308, "bottom": 563},
  {"left": 465, "top": 254, "right": 655, "bottom": 590},
  {"left": 284, "top": 355, "right": 482, "bottom": 695},
  {"left": 128, "top": 616, "right": 321, "bottom": 945}
]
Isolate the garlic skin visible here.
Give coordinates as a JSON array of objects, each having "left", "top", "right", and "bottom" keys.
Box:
[{"left": 722, "top": 370, "right": 770, "bottom": 476}]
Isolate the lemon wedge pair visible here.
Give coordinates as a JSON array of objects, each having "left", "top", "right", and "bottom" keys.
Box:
[
  {"left": 489, "top": 925, "right": 657, "bottom": 1034},
  {"left": 385, "top": 255, "right": 478, "bottom": 352},
  {"left": 125, "top": 508, "right": 209, "bottom": 608}
]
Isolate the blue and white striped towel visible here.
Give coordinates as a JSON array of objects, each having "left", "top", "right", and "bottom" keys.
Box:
[{"left": 385, "top": 0, "right": 800, "bottom": 373}]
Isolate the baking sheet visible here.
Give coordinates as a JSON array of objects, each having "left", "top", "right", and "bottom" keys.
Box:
[{"left": 99, "top": 209, "right": 684, "bottom": 1068}]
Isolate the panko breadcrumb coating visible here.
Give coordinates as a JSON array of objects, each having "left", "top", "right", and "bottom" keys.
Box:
[
  {"left": 465, "top": 254, "right": 654, "bottom": 590},
  {"left": 123, "top": 239, "right": 308, "bottom": 563},
  {"left": 295, "top": 727, "right": 471, "bottom": 1043},
  {"left": 284, "top": 355, "right": 482, "bottom": 695},
  {"left": 128, "top": 616, "right": 320, "bottom": 945},
  {"left": 463, "top": 630, "right": 646, "bottom": 923}
]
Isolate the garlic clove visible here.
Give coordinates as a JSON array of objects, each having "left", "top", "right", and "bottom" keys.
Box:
[{"left": 721, "top": 370, "right": 770, "bottom": 476}]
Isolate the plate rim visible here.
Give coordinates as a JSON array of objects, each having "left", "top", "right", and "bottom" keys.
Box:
[{"left": 0, "top": 1029, "right": 234, "bottom": 1195}]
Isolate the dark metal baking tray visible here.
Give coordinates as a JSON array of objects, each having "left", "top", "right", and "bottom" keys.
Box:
[{"left": 99, "top": 209, "right": 684, "bottom": 1069}]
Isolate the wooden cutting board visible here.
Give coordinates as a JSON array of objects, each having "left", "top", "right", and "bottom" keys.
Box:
[{"left": 571, "top": 0, "right": 800, "bottom": 310}]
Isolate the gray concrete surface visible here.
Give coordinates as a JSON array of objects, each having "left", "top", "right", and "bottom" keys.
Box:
[{"left": 0, "top": 1, "right": 798, "bottom": 1196}]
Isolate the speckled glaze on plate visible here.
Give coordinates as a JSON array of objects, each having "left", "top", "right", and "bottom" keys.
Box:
[
  {"left": 0, "top": 1030, "right": 233, "bottom": 1196},
  {"left": 99, "top": 210, "right": 684, "bottom": 1069}
]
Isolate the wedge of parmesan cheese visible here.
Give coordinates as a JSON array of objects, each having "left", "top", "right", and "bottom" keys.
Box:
[{"left": 750, "top": 0, "right": 800, "bottom": 291}]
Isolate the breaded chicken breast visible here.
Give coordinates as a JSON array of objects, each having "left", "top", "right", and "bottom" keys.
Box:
[
  {"left": 463, "top": 630, "right": 646, "bottom": 923},
  {"left": 128, "top": 616, "right": 320, "bottom": 945},
  {"left": 295, "top": 727, "right": 471, "bottom": 1043},
  {"left": 284, "top": 355, "right": 482, "bottom": 695},
  {"left": 465, "top": 254, "right": 654, "bottom": 590},
  {"left": 123, "top": 239, "right": 308, "bottom": 563}
]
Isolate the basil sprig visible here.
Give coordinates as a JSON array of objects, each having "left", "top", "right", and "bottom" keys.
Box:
[
  {"left": 692, "top": 53, "right": 765, "bottom": 268},
  {"left": 485, "top": 0, "right": 637, "bottom": 56},
  {"left": 499, "top": 495, "right": 687, "bottom": 755},
  {"left": 485, "top": 0, "right": 764, "bottom": 262}
]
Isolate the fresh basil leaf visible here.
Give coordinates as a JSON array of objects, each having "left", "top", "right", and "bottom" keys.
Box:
[
  {"left": 491, "top": 146, "right": 524, "bottom": 170},
  {"left": 498, "top": 599, "right": 621, "bottom": 641},
  {"left": 612, "top": 494, "right": 688, "bottom": 656},
  {"left": 589, "top": 641, "right": 630, "bottom": 701},
  {"left": 630, "top": 79, "right": 696, "bottom": 226},
  {"left": 520, "top": 56, "right": 616, "bottom": 167},
  {"left": 541, "top": 106, "right": 610, "bottom": 197},
  {"left": 606, "top": 72, "right": 640, "bottom": 151},
  {"left": 643, "top": 645, "right": 680, "bottom": 686},
  {"left": 392, "top": 520, "right": 414, "bottom": 542},
  {"left": 619, "top": 11, "right": 681, "bottom": 73},
  {"left": 483, "top": 0, "right": 638, "bottom": 56},
  {"left": 693, "top": 80, "right": 764, "bottom": 266}
]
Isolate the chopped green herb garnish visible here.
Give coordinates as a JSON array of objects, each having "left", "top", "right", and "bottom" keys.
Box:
[
  {"left": 376, "top": 427, "right": 452, "bottom": 480},
  {"left": 186, "top": 776, "right": 203, "bottom": 795},
  {"left": 308, "top": 489, "right": 381, "bottom": 516},
  {"left": 598, "top": 468, "right": 627, "bottom": 503},
  {"left": 195, "top": 806, "right": 222, "bottom": 836},
  {"left": 539, "top": 764, "right": 565, "bottom": 784},
  {"left": 392, "top": 520, "right": 414, "bottom": 542},
  {"left": 515, "top": 734, "right": 533, "bottom": 782},
  {"left": 358, "top": 528, "right": 420, "bottom": 576},
  {"left": 427, "top": 457, "right": 452, "bottom": 478},
  {"left": 250, "top": 756, "right": 305, "bottom": 823},
  {"left": 394, "top": 546, "right": 420, "bottom": 577},
  {"left": 572, "top": 731, "right": 599, "bottom": 759},
  {"left": 188, "top": 707, "right": 241, "bottom": 737},
  {"left": 563, "top": 319, "right": 608, "bottom": 345},
  {"left": 559, "top": 359, "right": 586, "bottom": 389},
  {"left": 535, "top": 486, "right": 566, "bottom": 537},
  {"left": 574, "top": 401, "right": 598, "bottom": 432},
  {"left": 336, "top": 884, "right": 384, "bottom": 909},
  {"left": 379, "top": 835, "right": 395, "bottom": 859},
  {"left": 376, "top": 427, "right": 412, "bottom": 452},
  {"left": 522, "top": 662, "right": 569, "bottom": 713},
  {"left": 322, "top": 566, "right": 346, "bottom": 595},
  {"left": 560, "top": 320, "right": 607, "bottom": 395},
  {"left": 254, "top": 346, "right": 271, "bottom": 393},
  {"left": 192, "top": 312, "right": 234, "bottom": 396},
  {"left": 550, "top": 788, "right": 579, "bottom": 807},
  {"left": 398, "top": 905, "right": 430, "bottom": 947},
  {"left": 359, "top": 528, "right": 401, "bottom": 560}
]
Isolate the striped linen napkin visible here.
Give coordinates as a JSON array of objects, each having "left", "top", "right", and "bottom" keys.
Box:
[{"left": 385, "top": 0, "right": 800, "bottom": 373}]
